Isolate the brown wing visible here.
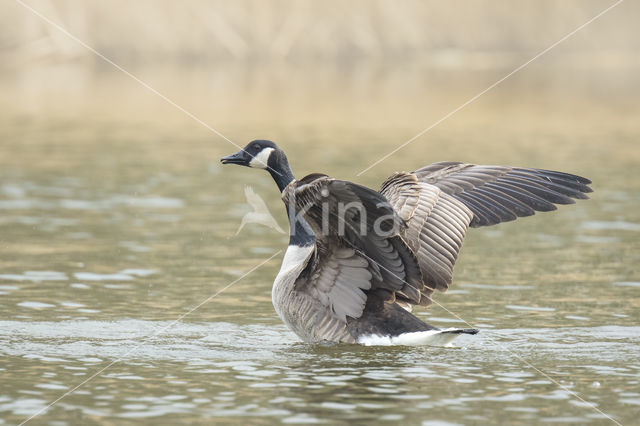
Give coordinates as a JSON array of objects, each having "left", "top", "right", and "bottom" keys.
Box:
[
  {"left": 380, "top": 172, "right": 472, "bottom": 292},
  {"left": 284, "top": 174, "right": 432, "bottom": 308},
  {"left": 413, "top": 162, "right": 592, "bottom": 227},
  {"left": 297, "top": 242, "right": 381, "bottom": 323},
  {"left": 381, "top": 163, "right": 592, "bottom": 291}
]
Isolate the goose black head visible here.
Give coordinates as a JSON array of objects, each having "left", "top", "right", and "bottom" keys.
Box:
[{"left": 221, "top": 140, "right": 295, "bottom": 192}]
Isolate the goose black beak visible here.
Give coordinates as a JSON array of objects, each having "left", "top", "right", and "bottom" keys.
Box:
[{"left": 220, "top": 150, "right": 248, "bottom": 165}]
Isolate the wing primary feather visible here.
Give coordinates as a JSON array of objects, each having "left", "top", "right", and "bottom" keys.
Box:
[
  {"left": 507, "top": 174, "right": 585, "bottom": 201},
  {"left": 454, "top": 193, "right": 493, "bottom": 227},
  {"left": 457, "top": 192, "right": 511, "bottom": 225},
  {"left": 522, "top": 168, "right": 592, "bottom": 185},
  {"left": 508, "top": 170, "right": 592, "bottom": 196},
  {"left": 473, "top": 187, "right": 536, "bottom": 217},
  {"left": 484, "top": 181, "right": 559, "bottom": 211}
]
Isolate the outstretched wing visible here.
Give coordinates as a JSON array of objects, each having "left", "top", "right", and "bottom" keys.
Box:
[
  {"left": 284, "top": 174, "right": 431, "bottom": 315},
  {"left": 380, "top": 163, "right": 592, "bottom": 291},
  {"left": 381, "top": 173, "right": 472, "bottom": 292},
  {"left": 413, "top": 162, "right": 592, "bottom": 227}
]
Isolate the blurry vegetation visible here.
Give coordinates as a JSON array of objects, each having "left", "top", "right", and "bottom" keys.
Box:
[
  {"left": 0, "top": 0, "right": 638, "bottom": 149},
  {"left": 1, "top": 0, "right": 638, "bottom": 65}
]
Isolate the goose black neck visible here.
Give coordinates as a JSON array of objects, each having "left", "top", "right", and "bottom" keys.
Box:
[
  {"left": 288, "top": 214, "right": 316, "bottom": 246},
  {"left": 267, "top": 150, "right": 295, "bottom": 193},
  {"left": 267, "top": 150, "right": 316, "bottom": 246}
]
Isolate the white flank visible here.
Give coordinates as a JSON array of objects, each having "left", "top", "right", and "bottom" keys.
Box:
[
  {"left": 357, "top": 328, "right": 471, "bottom": 347},
  {"left": 249, "top": 147, "right": 274, "bottom": 169}
]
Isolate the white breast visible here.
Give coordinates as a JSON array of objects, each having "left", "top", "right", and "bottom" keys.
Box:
[{"left": 272, "top": 244, "right": 315, "bottom": 318}]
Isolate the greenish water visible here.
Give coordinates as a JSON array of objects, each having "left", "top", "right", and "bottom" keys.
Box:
[{"left": 1, "top": 65, "right": 639, "bottom": 425}]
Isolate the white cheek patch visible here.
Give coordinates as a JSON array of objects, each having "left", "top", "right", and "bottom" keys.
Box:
[{"left": 249, "top": 147, "right": 274, "bottom": 169}]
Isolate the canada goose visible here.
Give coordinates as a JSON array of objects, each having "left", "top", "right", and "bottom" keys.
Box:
[{"left": 221, "top": 140, "right": 592, "bottom": 346}]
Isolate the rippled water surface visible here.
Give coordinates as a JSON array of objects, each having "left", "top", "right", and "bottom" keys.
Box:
[{"left": 1, "top": 64, "right": 640, "bottom": 425}]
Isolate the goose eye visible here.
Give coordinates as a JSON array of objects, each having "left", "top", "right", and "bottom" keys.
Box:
[{"left": 252, "top": 144, "right": 260, "bottom": 151}]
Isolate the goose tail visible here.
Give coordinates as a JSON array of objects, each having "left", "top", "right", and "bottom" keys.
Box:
[{"left": 357, "top": 328, "right": 479, "bottom": 347}]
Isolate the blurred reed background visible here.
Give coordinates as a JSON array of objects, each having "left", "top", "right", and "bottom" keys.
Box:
[
  {"left": 0, "top": 0, "right": 638, "bottom": 170},
  {"left": 3, "top": 0, "right": 639, "bottom": 63}
]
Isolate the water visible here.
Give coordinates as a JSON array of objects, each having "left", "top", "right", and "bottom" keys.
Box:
[{"left": 1, "top": 64, "right": 639, "bottom": 425}]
